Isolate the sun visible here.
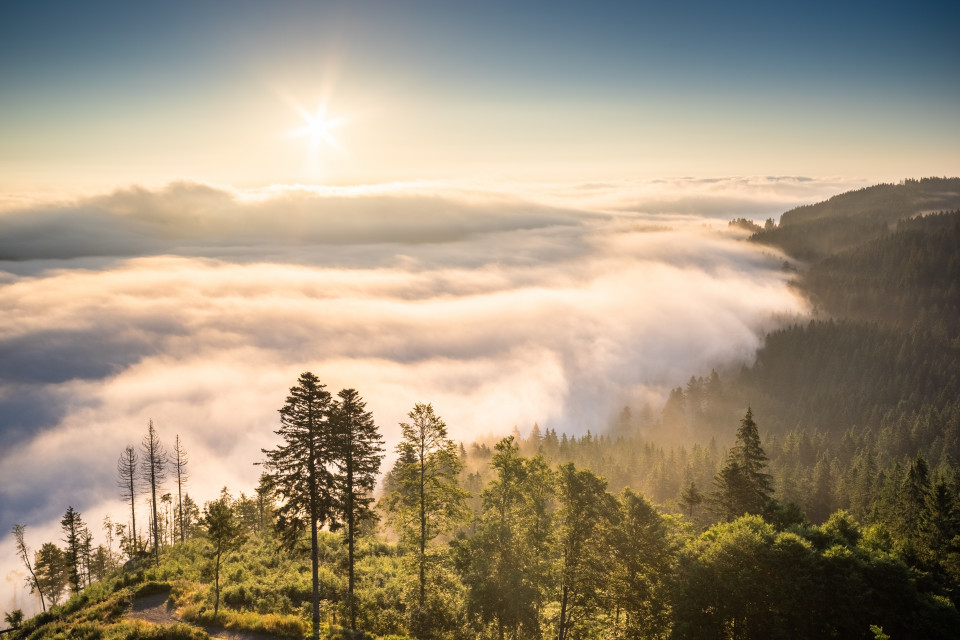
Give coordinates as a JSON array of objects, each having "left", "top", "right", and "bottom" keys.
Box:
[{"left": 290, "top": 102, "right": 348, "bottom": 155}]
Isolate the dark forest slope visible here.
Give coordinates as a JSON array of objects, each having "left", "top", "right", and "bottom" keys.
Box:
[
  {"left": 724, "top": 180, "right": 960, "bottom": 438},
  {"left": 749, "top": 177, "right": 960, "bottom": 260}
]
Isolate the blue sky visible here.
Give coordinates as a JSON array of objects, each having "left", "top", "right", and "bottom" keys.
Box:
[{"left": 1, "top": 0, "right": 957, "bottom": 193}]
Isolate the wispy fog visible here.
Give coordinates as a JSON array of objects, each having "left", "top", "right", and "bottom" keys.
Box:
[{"left": 0, "top": 176, "right": 844, "bottom": 614}]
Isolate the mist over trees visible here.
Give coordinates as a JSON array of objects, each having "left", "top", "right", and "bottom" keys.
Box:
[{"left": 6, "top": 179, "right": 960, "bottom": 639}]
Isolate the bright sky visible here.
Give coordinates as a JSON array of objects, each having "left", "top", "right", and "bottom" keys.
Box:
[{"left": 1, "top": 0, "right": 958, "bottom": 197}]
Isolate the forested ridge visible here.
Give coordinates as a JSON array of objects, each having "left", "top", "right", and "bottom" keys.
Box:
[{"left": 7, "top": 179, "right": 960, "bottom": 640}]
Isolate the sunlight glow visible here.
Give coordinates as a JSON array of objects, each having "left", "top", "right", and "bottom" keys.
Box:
[{"left": 290, "top": 102, "right": 348, "bottom": 155}]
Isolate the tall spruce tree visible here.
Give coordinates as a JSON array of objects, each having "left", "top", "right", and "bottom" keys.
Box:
[
  {"left": 382, "top": 403, "right": 467, "bottom": 640},
  {"left": 140, "top": 420, "right": 167, "bottom": 566},
  {"left": 117, "top": 445, "right": 140, "bottom": 555},
  {"left": 262, "top": 372, "right": 335, "bottom": 640},
  {"left": 60, "top": 506, "right": 84, "bottom": 593},
  {"left": 331, "top": 388, "right": 384, "bottom": 632},
  {"left": 711, "top": 408, "right": 773, "bottom": 521}
]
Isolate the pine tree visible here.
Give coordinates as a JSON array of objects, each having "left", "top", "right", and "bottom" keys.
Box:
[
  {"left": 680, "top": 480, "right": 704, "bottom": 519},
  {"left": 254, "top": 473, "right": 275, "bottom": 534},
  {"left": 711, "top": 408, "right": 773, "bottom": 520},
  {"left": 60, "top": 506, "right": 84, "bottom": 593},
  {"left": 262, "top": 372, "right": 336, "bottom": 640},
  {"left": 330, "top": 387, "right": 384, "bottom": 632}
]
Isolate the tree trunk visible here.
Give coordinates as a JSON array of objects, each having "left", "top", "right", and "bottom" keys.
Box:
[
  {"left": 557, "top": 584, "right": 569, "bottom": 640},
  {"left": 177, "top": 461, "right": 185, "bottom": 544},
  {"left": 213, "top": 548, "right": 221, "bottom": 619},
  {"left": 150, "top": 464, "right": 159, "bottom": 566},
  {"left": 418, "top": 437, "right": 427, "bottom": 634},
  {"left": 128, "top": 468, "right": 138, "bottom": 554},
  {"left": 347, "top": 461, "right": 356, "bottom": 631}
]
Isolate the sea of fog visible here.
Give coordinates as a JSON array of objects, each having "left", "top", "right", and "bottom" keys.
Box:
[{"left": 0, "top": 176, "right": 863, "bottom": 615}]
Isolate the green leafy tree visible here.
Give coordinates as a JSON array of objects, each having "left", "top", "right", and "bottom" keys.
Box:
[
  {"left": 261, "top": 372, "right": 336, "bottom": 640},
  {"left": 711, "top": 408, "right": 773, "bottom": 521},
  {"left": 331, "top": 387, "right": 384, "bottom": 632},
  {"left": 141, "top": 420, "right": 167, "bottom": 566},
  {"left": 554, "top": 463, "right": 617, "bottom": 640},
  {"left": 12, "top": 524, "right": 45, "bottom": 612},
  {"left": 455, "top": 437, "right": 543, "bottom": 640},
  {"left": 202, "top": 496, "right": 245, "bottom": 620},
  {"left": 382, "top": 402, "right": 467, "bottom": 639},
  {"left": 608, "top": 489, "right": 673, "bottom": 638},
  {"left": 3, "top": 609, "right": 24, "bottom": 630},
  {"left": 33, "top": 542, "right": 67, "bottom": 606}
]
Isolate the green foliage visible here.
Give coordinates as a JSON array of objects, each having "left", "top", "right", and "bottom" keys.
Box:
[
  {"left": 34, "top": 542, "right": 68, "bottom": 607},
  {"left": 201, "top": 496, "right": 245, "bottom": 620},
  {"left": 554, "top": 463, "right": 617, "bottom": 640},
  {"left": 710, "top": 409, "right": 773, "bottom": 521},
  {"left": 382, "top": 402, "right": 467, "bottom": 640},
  {"left": 671, "top": 513, "right": 960, "bottom": 640},
  {"left": 331, "top": 387, "right": 385, "bottom": 631},
  {"left": 4, "top": 609, "right": 25, "bottom": 629}
]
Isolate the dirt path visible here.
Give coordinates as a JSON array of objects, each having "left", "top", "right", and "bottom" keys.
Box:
[
  {"left": 128, "top": 593, "right": 279, "bottom": 640},
  {"left": 128, "top": 592, "right": 178, "bottom": 626}
]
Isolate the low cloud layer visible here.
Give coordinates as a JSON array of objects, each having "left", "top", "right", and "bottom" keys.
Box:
[{"left": 0, "top": 177, "right": 831, "bottom": 615}]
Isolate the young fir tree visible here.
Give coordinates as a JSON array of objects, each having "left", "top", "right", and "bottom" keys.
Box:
[
  {"left": 60, "top": 506, "right": 84, "bottom": 593},
  {"left": 680, "top": 480, "right": 704, "bottom": 519},
  {"left": 382, "top": 403, "right": 467, "bottom": 640},
  {"left": 331, "top": 388, "right": 384, "bottom": 632},
  {"left": 261, "top": 372, "right": 336, "bottom": 640},
  {"left": 140, "top": 420, "right": 167, "bottom": 566},
  {"left": 201, "top": 496, "right": 244, "bottom": 621},
  {"left": 711, "top": 408, "right": 773, "bottom": 521},
  {"left": 254, "top": 473, "right": 275, "bottom": 535}
]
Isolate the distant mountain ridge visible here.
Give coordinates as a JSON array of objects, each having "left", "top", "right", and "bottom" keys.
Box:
[{"left": 750, "top": 177, "right": 960, "bottom": 260}]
